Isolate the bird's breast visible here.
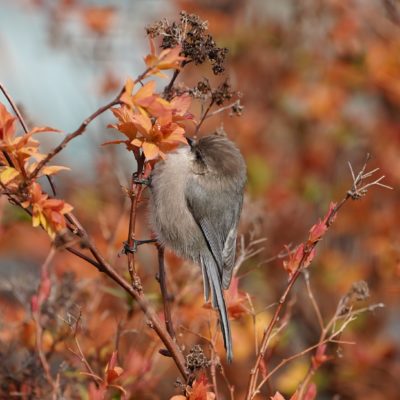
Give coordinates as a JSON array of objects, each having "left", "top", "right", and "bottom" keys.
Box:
[{"left": 149, "top": 148, "right": 203, "bottom": 260}]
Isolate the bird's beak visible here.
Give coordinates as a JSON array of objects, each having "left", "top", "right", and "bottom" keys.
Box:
[{"left": 185, "top": 136, "right": 195, "bottom": 148}]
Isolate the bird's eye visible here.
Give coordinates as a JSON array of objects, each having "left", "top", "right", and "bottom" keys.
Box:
[{"left": 195, "top": 149, "right": 204, "bottom": 163}]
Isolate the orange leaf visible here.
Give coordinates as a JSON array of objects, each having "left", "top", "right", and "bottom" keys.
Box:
[
  {"left": 132, "top": 114, "right": 152, "bottom": 136},
  {"left": 121, "top": 80, "right": 157, "bottom": 110},
  {"left": 0, "top": 102, "right": 16, "bottom": 142},
  {"left": 40, "top": 165, "right": 70, "bottom": 176},
  {"left": 144, "top": 38, "right": 185, "bottom": 75},
  {"left": 29, "top": 126, "right": 61, "bottom": 134},
  {"left": 142, "top": 142, "right": 160, "bottom": 160}
]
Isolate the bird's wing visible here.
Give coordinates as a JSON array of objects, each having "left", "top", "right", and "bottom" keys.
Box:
[
  {"left": 186, "top": 177, "right": 242, "bottom": 288},
  {"left": 221, "top": 226, "right": 238, "bottom": 289},
  {"left": 185, "top": 178, "right": 225, "bottom": 273}
]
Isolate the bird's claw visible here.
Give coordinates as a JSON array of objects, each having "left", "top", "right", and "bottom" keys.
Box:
[
  {"left": 123, "top": 239, "right": 157, "bottom": 254},
  {"left": 133, "top": 176, "right": 152, "bottom": 186}
]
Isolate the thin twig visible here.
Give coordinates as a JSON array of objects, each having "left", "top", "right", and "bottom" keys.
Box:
[
  {"left": 157, "top": 244, "right": 176, "bottom": 339},
  {"left": 125, "top": 154, "right": 147, "bottom": 289},
  {"left": 164, "top": 69, "right": 180, "bottom": 97},
  {"left": 194, "top": 99, "right": 215, "bottom": 134},
  {"left": 0, "top": 82, "right": 29, "bottom": 133},
  {"left": 68, "top": 311, "right": 102, "bottom": 385},
  {"left": 29, "top": 93, "right": 122, "bottom": 180},
  {"left": 204, "top": 100, "right": 241, "bottom": 120},
  {"left": 32, "top": 247, "right": 58, "bottom": 398},
  {"left": 303, "top": 270, "right": 324, "bottom": 331},
  {"left": 78, "top": 231, "right": 188, "bottom": 378}
]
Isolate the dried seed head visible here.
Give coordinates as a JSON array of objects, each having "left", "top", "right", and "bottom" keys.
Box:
[
  {"left": 185, "top": 345, "right": 209, "bottom": 371},
  {"left": 338, "top": 280, "right": 370, "bottom": 315},
  {"left": 231, "top": 100, "right": 244, "bottom": 116},
  {"left": 212, "top": 80, "right": 234, "bottom": 105},
  {"left": 146, "top": 12, "right": 228, "bottom": 75}
]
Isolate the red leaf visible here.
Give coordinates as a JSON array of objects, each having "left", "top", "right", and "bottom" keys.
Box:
[
  {"left": 311, "top": 344, "right": 331, "bottom": 369},
  {"left": 105, "top": 351, "right": 124, "bottom": 384},
  {"left": 283, "top": 244, "right": 304, "bottom": 279},
  {"left": 189, "top": 373, "right": 215, "bottom": 400},
  {"left": 323, "top": 201, "right": 337, "bottom": 225},
  {"left": 308, "top": 220, "right": 328, "bottom": 243},
  {"left": 303, "top": 383, "right": 317, "bottom": 400}
]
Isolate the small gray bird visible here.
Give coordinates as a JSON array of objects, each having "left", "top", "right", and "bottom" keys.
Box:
[{"left": 149, "top": 134, "right": 246, "bottom": 362}]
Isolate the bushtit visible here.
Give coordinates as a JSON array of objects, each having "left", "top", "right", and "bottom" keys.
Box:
[{"left": 149, "top": 134, "right": 246, "bottom": 362}]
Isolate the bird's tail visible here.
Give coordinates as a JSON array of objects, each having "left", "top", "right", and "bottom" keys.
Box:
[{"left": 201, "top": 254, "right": 233, "bottom": 362}]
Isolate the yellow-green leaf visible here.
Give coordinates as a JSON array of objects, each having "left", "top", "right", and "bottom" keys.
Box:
[{"left": 0, "top": 167, "right": 20, "bottom": 184}]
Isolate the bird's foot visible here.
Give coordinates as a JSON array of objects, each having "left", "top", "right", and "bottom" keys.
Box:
[
  {"left": 123, "top": 239, "right": 157, "bottom": 254},
  {"left": 133, "top": 175, "right": 152, "bottom": 186}
]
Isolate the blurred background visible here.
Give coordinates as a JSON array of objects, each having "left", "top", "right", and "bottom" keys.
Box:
[{"left": 1, "top": 0, "right": 400, "bottom": 399}]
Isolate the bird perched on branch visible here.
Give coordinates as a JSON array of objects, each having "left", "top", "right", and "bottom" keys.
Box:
[{"left": 149, "top": 133, "right": 246, "bottom": 362}]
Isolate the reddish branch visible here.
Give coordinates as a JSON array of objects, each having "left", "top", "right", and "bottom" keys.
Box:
[
  {"left": 244, "top": 156, "right": 392, "bottom": 400},
  {"left": 125, "top": 152, "right": 147, "bottom": 289},
  {"left": 29, "top": 93, "right": 122, "bottom": 180},
  {"left": 157, "top": 244, "right": 176, "bottom": 339}
]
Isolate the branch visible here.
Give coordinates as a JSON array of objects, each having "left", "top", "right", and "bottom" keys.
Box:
[
  {"left": 303, "top": 270, "right": 324, "bottom": 331},
  {"left": 29, "top": 92, "right": 122, "bottom": 180},
  {"left": 244, "top": 155, "right": 391, "bottom": 400},
  {"left": 157, "top": 244, "right": 176, "bottom": 339},
  {"left": 204, "top": 100, "right": 241, "bottom": 120},
  {"left": 1, "top": 177, "right": 188, "bottom": 380},
  {"left": 68, "top": 221, "right": 188, "bottom": 379},
  {"left": 125, "top": 153, "right": 147, "bottom": 289},
  {"left": 194, "top": 99, "right": 215, "bottom": 135},
  {"left": 0, "top": 82, "right": 29, "bottom": 133},
  {"left": 29, "top": 67, "right": 152, "bottom": 180},
  {"left": 68, "top": 311, "right": 103, "bottom": 385}
]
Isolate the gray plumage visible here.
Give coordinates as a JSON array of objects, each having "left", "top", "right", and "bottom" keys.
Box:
[{"left": 149, "top": 134, "right": 246, "bottom": 362}]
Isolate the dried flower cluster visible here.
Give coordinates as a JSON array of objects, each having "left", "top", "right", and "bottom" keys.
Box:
[{"left": 147, "top": 11, "right": 228, "bottom": 75}]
